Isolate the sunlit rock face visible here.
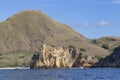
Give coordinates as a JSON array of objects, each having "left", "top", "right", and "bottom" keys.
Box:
[{"left": 30, "top": 44, "right": 96, "bottom": 69}]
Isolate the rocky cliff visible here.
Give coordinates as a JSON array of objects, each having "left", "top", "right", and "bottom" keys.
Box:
[
  {"left": 30, "top": 44, "right": 98, "bottom": 69},
  {"left": 93, "top": 46, "right": 120, "bottom": 67}
]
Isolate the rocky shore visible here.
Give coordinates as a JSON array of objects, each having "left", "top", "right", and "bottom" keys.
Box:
[
  {"left": 30, "top": 44, "right": 98, "bottom": 69},
  {"left": 93, "top": 46, "right": 120, "bottom": 68}
]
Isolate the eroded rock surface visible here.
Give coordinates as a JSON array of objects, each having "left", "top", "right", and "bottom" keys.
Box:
[{"left": 30, "top": 44, "right": 97, "bottom": 69}]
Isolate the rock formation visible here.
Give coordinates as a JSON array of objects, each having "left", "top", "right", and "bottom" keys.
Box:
[
  {"left": 93, "top": 46, "right": 120, "bottom": 67},
  {"left": 30, "top": 44, "right": 97, "bottom": 69}
]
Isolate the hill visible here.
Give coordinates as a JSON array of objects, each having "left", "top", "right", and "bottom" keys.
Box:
[
  {"left": 91, "top": 36, "right": 120, "bottom": 52},
  {"left": 0, "top": 10, "right": 109, "bottom": 67}
]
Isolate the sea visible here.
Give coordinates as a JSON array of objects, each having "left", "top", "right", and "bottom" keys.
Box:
[{"left": 0, "top": 68, "right": 120, "bottom": 80}]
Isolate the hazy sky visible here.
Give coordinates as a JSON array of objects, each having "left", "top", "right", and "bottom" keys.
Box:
[{"left": 0, "top": 0, "right": 120, "bottom": 39}]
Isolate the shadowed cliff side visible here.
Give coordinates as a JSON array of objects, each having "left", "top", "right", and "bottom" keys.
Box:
[{"left": 93, "top": 46, "right": 120, "bottom": 68}]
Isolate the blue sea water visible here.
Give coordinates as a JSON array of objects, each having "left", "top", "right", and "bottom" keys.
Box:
[{"left": 0, "top": 68, "right": 120, "bottom": 80}]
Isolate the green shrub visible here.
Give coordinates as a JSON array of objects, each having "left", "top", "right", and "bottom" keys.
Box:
[
  {"left": 95, "top": 55, "right": 103, "bottom": 61},
  {"left": 92, "top": 39, "right": 97, "bottom": 44},
  {"left": 69, "top": 45, "right": 76, "bottom": 49},
  {"left": 80, "top": 48, "right": 86, "bottom": 52},
  {"left": 0, "top": 57, "right": 3, "bottom": 60},
  {"left": 84, "top": 55, "right": 88, "bottom": 60},
  {"left": 9, "top": 63, "right": 20, "bottom": 67},
  {"left": 102, "top": 44, "right": 109, "bottom": 49},
  {"left": 0, "top": 54, "right": 2, "bottom": 56},
  {"left": 19, "top": 56, "right": 25, "bottom": 58}
]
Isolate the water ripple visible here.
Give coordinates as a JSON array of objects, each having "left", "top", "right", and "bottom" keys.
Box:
[{"left": 0, "top": 68, "right": 120, "bottom": 80}]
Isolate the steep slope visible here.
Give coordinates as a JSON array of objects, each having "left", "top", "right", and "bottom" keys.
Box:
[
  {"left": 92, "top": 36, "right": 120, "bottom": 52},
  {"left": 0, "top": 10, "right": 108, "bottom": 57},
  {"left": 93, "top": 46, "right": 120, "bottom": 67}
]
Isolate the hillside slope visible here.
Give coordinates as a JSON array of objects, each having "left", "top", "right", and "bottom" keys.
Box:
[
  {"left": 0, "top": 10, "right": 108, "bottom": 57},
  {"left": 92, "top": 36, "right": 120, "bottom": 52}
]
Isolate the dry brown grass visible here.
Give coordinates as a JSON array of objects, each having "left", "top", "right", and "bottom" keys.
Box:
[
  {"left": 0, "top": 51, "right": 33, "bottom": 67},
  {"left": 92, "top": 36, "right": 120, "bottom": 52},
  {"left": 0, "top": 10, "right": 109, "bottom": 66}
]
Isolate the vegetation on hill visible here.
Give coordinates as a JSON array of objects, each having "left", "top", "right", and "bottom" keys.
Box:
[
  {"left": 0, "top": 10, "right": 109, "bottom": 67},
  {"left": 92, "top": 36, "right": 120, "bottom": 52},
  {"left": 0, "top": 51, "right": 32, "bottom": 67}
]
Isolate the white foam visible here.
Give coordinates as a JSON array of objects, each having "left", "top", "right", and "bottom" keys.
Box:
[{"left": 0, "top": 67, "right": 30, "bottom": 70}]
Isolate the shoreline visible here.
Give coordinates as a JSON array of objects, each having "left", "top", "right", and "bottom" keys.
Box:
[{"left": 0, "top": 67, "right": 30, "bottom": 70}]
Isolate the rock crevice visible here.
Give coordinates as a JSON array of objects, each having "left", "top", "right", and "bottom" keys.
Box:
[{"left": 30, "top": 44, "right": 96, "bottom": 69}]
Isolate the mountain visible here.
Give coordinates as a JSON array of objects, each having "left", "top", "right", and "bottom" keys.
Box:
[
  {"left": 91, "top": 36, "right": 120, "bottom": 52},
  {"left": 0, "top": 10, "right": 109, "bottom": 67},
  {"left": 0, "top": 10, "right": 108, "bottom": 56},
  {"left": 0, "top": 10, "right": 85, "bottom": 53},
  {"left": 93, "top": 46, "right": 120, "bottom": 67}
]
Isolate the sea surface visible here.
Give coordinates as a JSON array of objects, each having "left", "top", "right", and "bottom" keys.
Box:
[{"left": 0, "top": 68, "right": 120, "bottom": 80}]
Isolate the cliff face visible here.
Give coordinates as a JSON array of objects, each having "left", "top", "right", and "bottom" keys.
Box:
[
  {"left": 93, "top": 46, "right": 120, "bottom": 67},
  {"left": 30, "top": 44, "right": 98, "bottom": 69}
]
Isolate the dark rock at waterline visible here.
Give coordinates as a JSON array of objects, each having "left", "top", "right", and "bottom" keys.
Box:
[{"left": 93, "top": 46, "right": 120, "bottom": 68}]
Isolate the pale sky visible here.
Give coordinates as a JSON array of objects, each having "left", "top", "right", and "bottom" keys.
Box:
[{"left": 0, "top": 0, "right": 120, "bottom": 39}]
